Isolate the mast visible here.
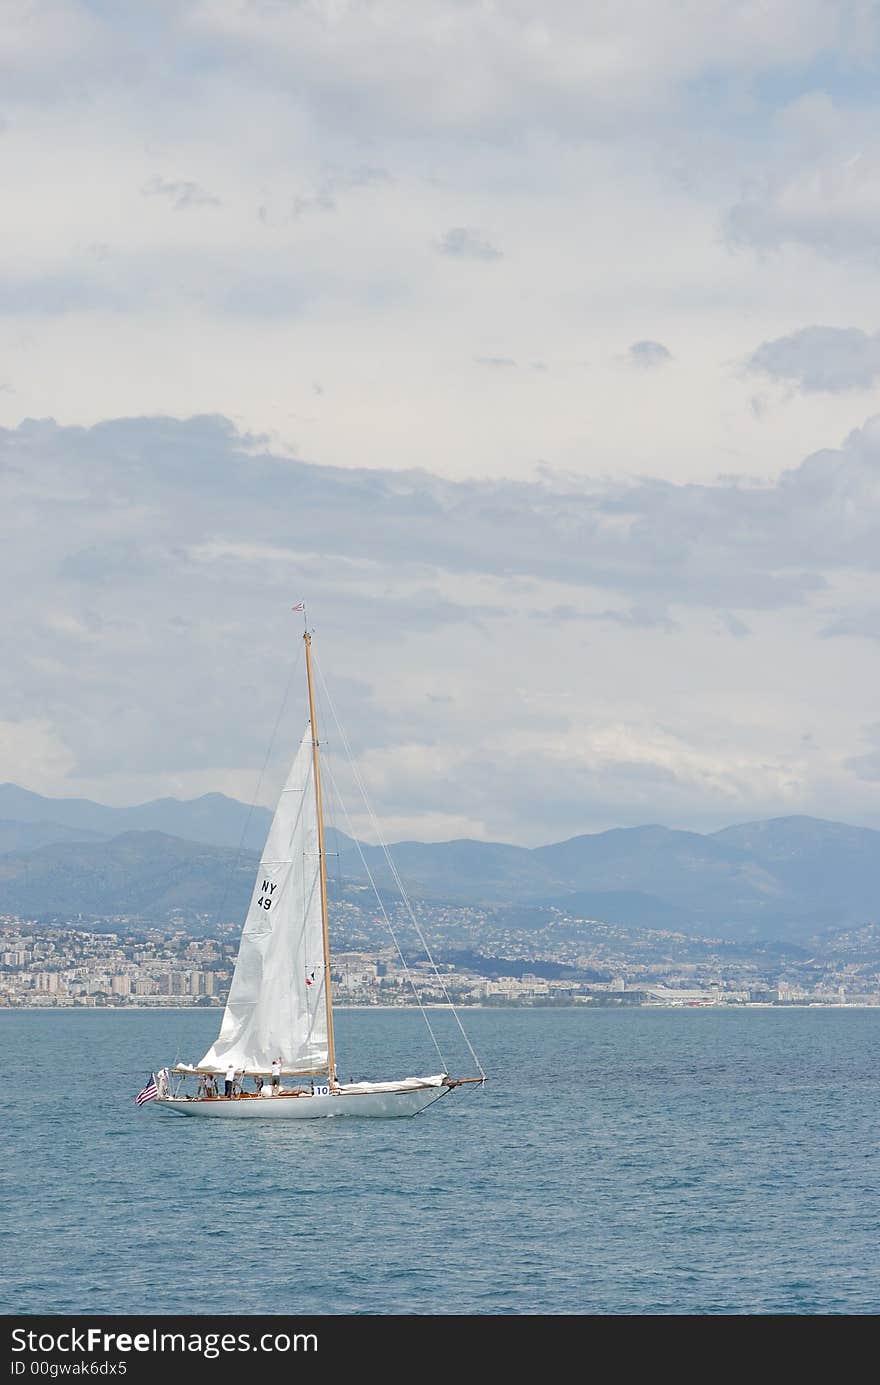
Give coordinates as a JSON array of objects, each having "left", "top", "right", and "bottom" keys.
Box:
[{"left": 304, "top": 628, "right": 337, "bottom": 1085}]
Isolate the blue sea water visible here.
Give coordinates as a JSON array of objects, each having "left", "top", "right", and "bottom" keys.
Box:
[{"left": 1, "top": 1006, "right": 879, "bottom": 1316}]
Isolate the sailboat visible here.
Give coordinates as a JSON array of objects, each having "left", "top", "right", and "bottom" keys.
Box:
[{"left": 151, "top": 622, "right": 485, "bottom": 1119}]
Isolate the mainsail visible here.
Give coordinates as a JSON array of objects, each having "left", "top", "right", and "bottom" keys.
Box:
[{"left": 199, "top": 726, "right": 329, "bottom": 1074}]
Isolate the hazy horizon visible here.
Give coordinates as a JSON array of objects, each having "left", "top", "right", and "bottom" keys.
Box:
[{"left": 4, "top": 775, "right": 879, "bottom": 851}]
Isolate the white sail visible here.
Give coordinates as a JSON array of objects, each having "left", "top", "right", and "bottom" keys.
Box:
[{"left": 199, "top": 726, "right": 329, "bottom": 1075}]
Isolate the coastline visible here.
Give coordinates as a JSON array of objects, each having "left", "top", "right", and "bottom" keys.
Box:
[{"left": 2, "top": 1002, "right": 878, "bottom": 1013}]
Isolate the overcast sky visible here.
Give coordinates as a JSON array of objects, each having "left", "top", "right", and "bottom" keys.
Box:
[{"left": 4, "top": 1, "right": 880, "bottom": 845}]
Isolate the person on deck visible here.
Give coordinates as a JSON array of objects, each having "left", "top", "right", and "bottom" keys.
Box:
[
  {"left": 271, "top": 1057, "right": 281, "bottom": 1093},
  {"left": 224, "top": 1063, "right": 237, "bottom": 1097}
]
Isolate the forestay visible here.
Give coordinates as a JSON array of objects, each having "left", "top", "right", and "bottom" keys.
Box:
[{"left": 199, "top": 726, "right": 329, "bottom": 1074}]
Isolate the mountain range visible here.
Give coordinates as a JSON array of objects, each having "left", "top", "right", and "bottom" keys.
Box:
[
  {"left": 0, "top": 783, "right": 272, "bottom": 852},
  {"left": 1, "top": 782, "right": 879, "bottom": 943}
]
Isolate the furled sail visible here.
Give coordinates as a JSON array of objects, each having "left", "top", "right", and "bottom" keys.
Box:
[{"left": 199, "top": 726, "right": 329, "bottom": 1075}]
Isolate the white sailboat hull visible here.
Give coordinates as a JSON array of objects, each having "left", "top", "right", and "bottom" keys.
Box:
[{"left": 155, "top": 1078, "right": 452, "bottom": 1120}]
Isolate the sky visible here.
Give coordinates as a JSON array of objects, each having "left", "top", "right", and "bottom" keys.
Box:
[{"left": 4, "top": 1, "right": 880, "bottom": 845}]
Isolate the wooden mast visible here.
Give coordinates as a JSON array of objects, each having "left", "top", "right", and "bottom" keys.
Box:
[{"left": 304, "top": 628, "right": 337, "bottom": 1086}]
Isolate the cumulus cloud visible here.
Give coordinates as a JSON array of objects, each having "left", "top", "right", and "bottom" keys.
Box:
[
  {"left": 3, "top": 3, "right": 880, "bottom": 488},
  {"left": 5, "top": 409, "right": 880, "bottom": 619},
  {"left": 822, "top": 608, "right": 880, "bottom": 641},
  {"left": 844, "top": 724, "right": 880, "bottom": 780},
  {"left": 718, "top": 611, "right": 750, "bottom": 639},
  {"left": 288, "top": 166, "right": 389, "bottom": 220},
  {"left": 141, "top": 177, "right": 221, "bottom": 210},
  {"left": 3, "top": 412, "right": 880, "bottom": 839},
  {"left": 437, "top": 228, "right": 502, "bottom": 261},
  {"left": 724, "top": 93, "right": 880, "bottom": 264},
  {"left": 601, "top": 605, "right": 678, "bottom": 631},
  {"left": 0, "top": 1, "right": 106, "bottom": 78},
  {"left": 628, "top": 340, "right": 672, "bottom": 369},
  {"left": 180, "top": 1, "right": 865, "bottom": 134},
  {"left": 7, "top": 5, "right": 880, "bottom": 838},
  {"left": 747, "top": 325, "right": 880, "bottom": 392},
  {"left": 728, "top": 145, "right": 880, "bottom": 260},
  {"left": 542, "top": 602, "right": 678, "bottom": 631},
  {"left": 0, "top": 272, "right": 122, "bottom": 315}
]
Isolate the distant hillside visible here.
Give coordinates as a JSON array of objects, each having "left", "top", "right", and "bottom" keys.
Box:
[
  {"left": 0, "top": 819, "right": 109, "bottom": 856},
  {"left": 336, "top": 824, "right": 785, "bottom": 913},
  {"left": 711, "top": 816, "right": 880, "bottom": 915},
  {"left": 0, "top": 783, "right": 274, "bottom": 852},
  {"left": 337, "top": 837, "right": 547, "bottom": 902},
  {"left": 1, "top": 790, "right": 879, "bottom": 945},
  {"left": 337, "top": 816, "right": 880, "bottom": 941},
  {"left": 0, "top": 831, "right": 259, "bottom": 922},
  {"left": 540, "top": 889, "right": 695, "bottom": 930},
  {"left": 0, "top": 825, "right": 357, "bottom": 926}
]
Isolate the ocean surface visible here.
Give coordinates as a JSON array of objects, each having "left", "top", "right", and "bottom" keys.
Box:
[{"left": 2, "top": 1006, "right": 879, "bottom": 1315}]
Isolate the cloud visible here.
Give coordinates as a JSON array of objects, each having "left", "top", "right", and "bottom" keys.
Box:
[
  {"left": 0, "top": 1, "right": 106, "bottom": 78},
  {"left": 2, "top": 411, "right": 880, "bottom": 839},
  {"left": 181, "top": 1, "right": 864, "bottom": 135},
  {"left": 822, "top": 608, "right": 880, "bottom": 641},
  {"left": 3, "top": 4, "right": 880, "bottom": 488},
  {"left": 7, "top": 409, "right": 878, "bottom": 628},
  {"left": 288, "top": 167, "right": 389, "bottom": 220},
  {"left": 437, "top": 228, "right": 502, "bottom": 261},
  {"left": 7, "top": 407, "right": 880, "bottom": 620},
  {"left": 599, "top": 605, "right": 678, "bottom": 631},
  {"left": 542, "top": 602, "right": 678, "bottom": 631},
  {"left": 718, "top": 611, "right": 750, "bottom": 639},
  {"left": 8, "top": 7, "right": 880, "bottom": 839},
  {"left": 291, "top": 187, "right": 336, "bottom": 218},
  {"left": 724, "top": 94, "right": 880, "bottom": 263},
  {"left": 0, "top": 273, "right": 123, "bottom": 315},
  {"left": 844, "top": 724, "right": 880, "bottom": 781},
  {"left": 746, "top": 325, "right": 880, "bottom": 393},
  {"left": 0, "top": 717, "right": 74, "bottom": 793},
  {"left": 847, "top": 752, "right": 880, "bottom": 781},
  {"left": 728, "top": 146, "right": 880, "bottom": 260},
  {"left": 628, "top": 340, "right": 672, "bottom": 369},
  {"left": 141, "top": 177, "right": 221, "bottom": 210}
]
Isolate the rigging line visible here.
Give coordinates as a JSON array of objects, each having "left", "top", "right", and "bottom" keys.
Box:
[
  {"left": 314, "top": 654, "right": 486, "bottom": 1081},
  {"left": 320, "top": 754, "right": 449, "bottom": 1075},
  {"left": 321, "top": 734, "right": 344, "bottom": 891},
  {"left": 213, "top": 641, "right": 305, "bottom": 931},
  {"left": 314, "top": 652, "right": 482, "bottom": 1068}
]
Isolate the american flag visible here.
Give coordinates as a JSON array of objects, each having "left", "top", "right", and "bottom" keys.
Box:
[{"left": 135, "top": 1075, "right": 159, "bottom": 1106}]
